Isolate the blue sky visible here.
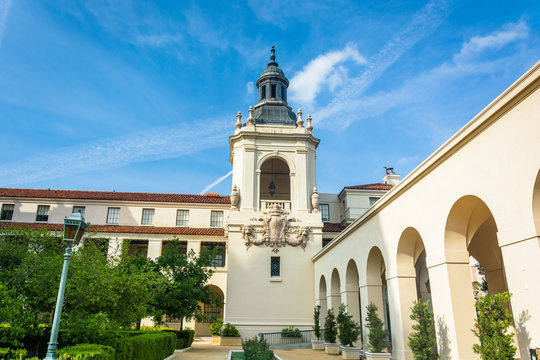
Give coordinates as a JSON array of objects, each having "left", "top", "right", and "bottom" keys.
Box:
[{"left": 0, "top": 0, "right": 538, "bottom": 195}]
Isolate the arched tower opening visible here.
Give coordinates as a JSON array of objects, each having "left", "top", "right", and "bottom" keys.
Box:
[{"left": 260, "top": 157, "right": 291, "bottom": 205}]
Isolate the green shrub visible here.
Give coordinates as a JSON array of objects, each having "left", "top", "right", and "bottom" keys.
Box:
[
  {"left": 242, "top": 337, "right": 273, "bottom": 360},
  {"left": 0, "top": 347, "right": 39, "bottom": 360},
  {"left": 209, "top": 318, "right": 223, "bottom": 336},
  {"left": 472, "top": 292, "right": 516, "bottom": 360},
  {"left": 408, "top": 300, "right": 438, "bottom": 360},
  {"left": 313, "top": 305, "right": 321, "bottom": 340},
  {"left": 99, "top": 330, "right": 176, "bottom": 360},
  {"left": 365, "top": 302, "right": 389, "bottom": 353},
  {"left": 337, "top": 304, "right": 361, "bottom": 347},
  {"left": 221, "top": 323, "right": 240, "bottom": 337},
  {"left": 324, "top": 309, "right": 337, "bottom": 343},
  {"left": 163, "top": 329, "right": 194, "bottom": 349},
  {"left": 280, "top": 326, "right": 301, "bottom": 338},
  {"left": 57, "top": 344, "right": 115, "bottom": 360}
]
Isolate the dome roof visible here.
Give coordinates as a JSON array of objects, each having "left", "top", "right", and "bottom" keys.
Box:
[{"left": 261, "top": 65, "right": 285, "bottom": 76}]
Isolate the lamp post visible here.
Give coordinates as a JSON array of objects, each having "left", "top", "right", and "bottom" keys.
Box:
[{"left": 44, "top": 212, "right": 88, "bottom": 360}]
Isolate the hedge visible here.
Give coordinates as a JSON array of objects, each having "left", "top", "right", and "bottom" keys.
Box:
[
  {"left": 57, "top": 344, "right": 115, "bottom": 360},
  {"left": 164, "top": 330, "right": 194, "bottom": 349},
  {"left": 0, "top": 347, "right": 39, "bottom": 360},
  {"left": 100, "top": 331, "right": 175, "bottom": 360}
]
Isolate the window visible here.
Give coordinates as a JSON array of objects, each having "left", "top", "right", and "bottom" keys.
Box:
[
  {"left": 261, "top": 85, "right": 266, "bottom": 99},
  {"left": 210, "top": 211, "right": 223, "bottom": 227},
  {"left": 106, "top": 207, "right": 120, "bottom": 224},
  {"left": 203, "top": 302, "right": 223, "bottom": 323},
  {"left": 72, "top": 206, "right": 85, "bottom": 215},
  {"left": 271, "top": 257, "right": 280, "bottom": 277},
  {"left": 126, "top": 240, "right": 148, "bottom": 257},
  {"left": 201, "top": 242, "right": 226, "bottom": 267},
  {"left": 369, "top": 197, "right": 380, "bottom": 206},
  {"left": 162, "top": 240, "right": 188, "bottom": 255},
  {"left": 271, "top": 84, "right": 277, "bottom": 98},
  {"left": 281, "top": 86, "right": 286, "bottom": 101},
  {"left": 320, "top": 204, "right": 330, "bottom": 221},
  {"left": 84, "top": 238, "right": 109, "bottom": 255},
  {"left": 141, "top": 208, "right": 155, "bottom": 225},
  {"left": 36, "top": 205, "right": 50, "bottom": 222},
  {"left": 176, "top": 210, "right": 189, "bottom": 226},
  {"left": 0, "top": 204, "right": 14, "bottom": 221},
  {"left": 322, "top": 238, "right": 332, "bottom": 247}
]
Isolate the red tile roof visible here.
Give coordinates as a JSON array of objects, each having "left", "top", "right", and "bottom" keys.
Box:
[
  {"left": 0, "top": 188, "right": 230, "bottom": 204},
  {"left": 322, "top": 222, "right": 345, "bottom": 233},
  {"left": 343, "top": 183, "right": 393, "bottom": 190},
  {"left": 0, "top": 222, "right": 225, "bottom": 236}
]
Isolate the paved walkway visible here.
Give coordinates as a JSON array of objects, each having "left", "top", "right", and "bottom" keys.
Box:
[{"left": 172, "top": 338, "right": 341, "bottom": 360}]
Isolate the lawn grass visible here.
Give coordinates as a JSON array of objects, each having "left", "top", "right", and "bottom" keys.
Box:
[{"left": 231, "top": 351, "right": 245, "bottom": 359}]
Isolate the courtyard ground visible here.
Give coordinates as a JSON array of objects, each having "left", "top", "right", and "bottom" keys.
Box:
[{"left": 172, "top": 338, "right": 342, "bottom": 360}]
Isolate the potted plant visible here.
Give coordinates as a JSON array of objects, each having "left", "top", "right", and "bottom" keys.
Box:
[
  {"left": 324, "top": 308, "right": 339, "bottom": 355},
  {"left": 281, "top": 326, "right": 302, "bottom": 344},
  {"left": 312, "top": 305, "right": 325, "bottom": 350},
  {"left": 209, "top": 317, "right": 223, "bottom": 345},
  {"left": 219, "top": 323, "right": 242, "bottom": 346},
  {"left": 337, "top": 304, "right": 362, "bottom": 359},
  {"left": 408, "top": 300, "right": 438, "bottom": 360},
  {"left": 365, "top": 302, "right": 390, "bottom": 360}
]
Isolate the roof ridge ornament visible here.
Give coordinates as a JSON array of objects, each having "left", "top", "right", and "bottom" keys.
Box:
[{"left": 268, "top": 45, "right": 278, "bottom": 67}]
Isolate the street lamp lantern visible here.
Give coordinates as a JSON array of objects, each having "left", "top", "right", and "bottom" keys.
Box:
[{"left": 44, "top": 212, "right": 88, "bottom": 360}]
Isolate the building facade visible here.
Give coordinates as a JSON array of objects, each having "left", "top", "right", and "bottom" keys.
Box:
[{"left": 1, "top": 50, "right": 539, "bottom": 359}]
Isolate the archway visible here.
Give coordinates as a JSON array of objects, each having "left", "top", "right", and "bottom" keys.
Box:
[
  {"left": 364, "top": 247, "right": 390, "bottom": 349},
  {"left": 345, "top": 260, "right": 361, "bottom": 327},
  {"left": 330, "top": 268, "right": 341, "bottom": 314},
  {"left": 318, "top": 276, "right": 328, "bottom": 329},
  {"left": 443, "top": 195, "right": 508, "bottom": 358},
  {"left": 195, "top": 285, "right": 225, "bottom": 336},
  {"left": 259, "top": 158, "right": 291, "bottom": 210},
  {"left": 395, "top": 227, "right": 431, "bottom": 359}
]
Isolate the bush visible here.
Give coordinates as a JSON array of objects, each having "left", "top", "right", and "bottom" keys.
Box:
[
  {"left": 0, "top": 347, "right": 39, "bottom": 360},
  {"left": 57, "top": 344, "right": 115, "bottom": 360},
  {"left": 324, "top": 309, "right": 337, "bottom": 343},
  {"left": 280, "top": 326, "right": 301, "bottom": 338},
  {"left": 99, "top": 331, "right": 176, "bottom": 360},
  {"left": 221, "top": 323, "right": 240, "bottom": 337},
  {"left": 472, "top": 292, "right": 516, "bottom": 360},
  {"left": 408, "top": 300, "right": 438, "bottom": 360},
  {"left": 242, "top": 337, "right": 273, "bottom": 360},
  {"left": 164, "top": 329, "right": 194, "bottom": 349},
  {"left": 337, "top": 304, "right": 361, "bottom": 347},
  {"left": 313, "top": 305, "right": 321, "bottom": 340},
  {"left": 209, "top": 318, "right": 223, "bottom": 336},
  {"left": 365, "top": 302, "right": 389, "bottom": 353}
]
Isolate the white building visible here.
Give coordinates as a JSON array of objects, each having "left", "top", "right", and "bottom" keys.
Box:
[{"left": 1, "top": 49, "right": 539, "bottom": 359}]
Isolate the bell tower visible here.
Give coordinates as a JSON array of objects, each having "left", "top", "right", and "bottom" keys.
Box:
[{"left": 225, "top": 47, "right": 323, "bottom": 337}]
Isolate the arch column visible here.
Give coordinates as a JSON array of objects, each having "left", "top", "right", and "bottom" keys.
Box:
[
  {"left": 359, "top": 283, "right": 385, "bottom": 346},
  {"left": 387, "top": 274, "right": 417, "bottom": 360}
]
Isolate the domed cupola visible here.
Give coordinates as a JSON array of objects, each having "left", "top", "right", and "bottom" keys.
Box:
[{"left": 253, "top": 46, "right": 297, "bottom": 126}]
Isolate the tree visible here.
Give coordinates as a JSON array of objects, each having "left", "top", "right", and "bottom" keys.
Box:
[
  {"left": 324, "top": 308, "right": 337, "bottom": 343},
  {"left": 365, "top": 302, "right": 389, "bottom": 353},
  {"left": 408, "top": 300, "right": 438, "bottom": 360},
  {"left": 313, "top": 305, "right": 321, "bottom": 340},
  {"left": 472, "top": 292, "right": 516, "bottom": 360},
  {"left": 337, "top": 303, "right": 361, "bottom": 347},
  {"left": 152, "top": 240, "right": 220, "bottom": 329}
]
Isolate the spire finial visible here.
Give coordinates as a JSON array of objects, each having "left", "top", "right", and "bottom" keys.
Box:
[
  {"left": 247, "top": 106, "right": 255, "bottom": 125},
  {"left": 268, "top": 45, "right": 278, "bottom": 66},
  {"left": 306, "top": 114, "right": 313, "bottom": 132},
  {"left": 235, "top": 111, "right": 242, "bottom": 129},
  {"left": 296, "top": 108, "right": 304, "bottom": 128}
]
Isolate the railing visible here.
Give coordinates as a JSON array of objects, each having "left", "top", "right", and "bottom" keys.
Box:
[
  {"left": 260, "top": 200, "right": 291, "bottom": 212},
  {"left": 258, "top": 329, "right": 324, "bottom": 346}
]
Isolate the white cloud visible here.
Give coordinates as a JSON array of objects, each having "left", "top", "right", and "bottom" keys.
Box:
[
  {"left": 0, "top": 0, "right": 11, "bottom": 48},
  {"left": 289, "top": 44, "right": 366, "bottom": 106},
  {"left": 454, "top": 19, "right": 529, "bottom": 62},
  {"left": 0, "top": 118, "right": 231, "bottom": 186},
  {"left": 199, "top": 170, "right": 232, "bottom": 195},
  {"left": 313, "top": 0, "right": 451, "bottom": 125}
]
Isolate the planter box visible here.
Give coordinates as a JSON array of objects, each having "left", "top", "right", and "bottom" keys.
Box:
[
  {"left": 281, "top": 337, "right": 302, "bottom": 344},
  {"left": 325, "top": 343, "right": 340, "bottom": 355},
  {"left": 365, "top": 351, "right": 391, "bottom": 360},
  {"left": 212, "top": 336, "right": 221, "bottom": 345},
  {"left": 220, "top": 336, "right": 242, "bottom": 346},
  {"left": 340, "top": 346, "right": 362, "bottom": 359},
  {"left": 311, "top": 339, "right": 325, "bottom": 350}
]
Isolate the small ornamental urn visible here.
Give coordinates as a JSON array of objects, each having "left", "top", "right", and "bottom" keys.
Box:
[
  {"left": 230, "top": 185, "right": 240, "bottom": 210},
  {"left": 311, "top": 187, "right": 320, "bottom": 213}
]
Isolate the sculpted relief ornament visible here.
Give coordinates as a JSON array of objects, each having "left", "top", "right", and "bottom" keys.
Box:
[{"left": 242, "top": 204, "right": 311, "bottom": 253}]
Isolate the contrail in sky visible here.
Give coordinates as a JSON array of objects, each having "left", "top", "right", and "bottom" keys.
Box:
[{"left": 199, "top": 170, "right": 233, "bottom": 195}]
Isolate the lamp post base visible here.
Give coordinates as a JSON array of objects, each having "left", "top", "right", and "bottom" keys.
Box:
[{"left": 44, "top": 341, "right": 58, "bottom": 360}]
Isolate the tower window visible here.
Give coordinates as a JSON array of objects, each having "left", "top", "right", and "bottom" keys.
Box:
[
  {"left": 281, "top": 86, "right": 286, "bottom": 101},
  {"left": 271, "top": 84, "right": 277, "bottom": 98},
  {"left": 261, "top": 85, "right": 266, "bottom": 99},
  {"left": 271, "top": 256, "right": 280, "bottom": 277},
  {"left": 320, "top": 204, "right": 330, "bottom": 221}
]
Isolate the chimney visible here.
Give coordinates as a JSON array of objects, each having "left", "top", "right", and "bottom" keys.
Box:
[{"left": 383, "top": 167, "right": 400, "bottom": 186}]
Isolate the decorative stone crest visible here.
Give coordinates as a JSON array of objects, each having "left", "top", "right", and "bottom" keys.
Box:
[
  {"left": 244, "top": 204, "right": 311, "bottom": 252},
  {"left": 230, "top": 185, "right": 240, "bottom": 210},
  {"left": 311, "top": 187, "right": 320, "bottom": 213}
]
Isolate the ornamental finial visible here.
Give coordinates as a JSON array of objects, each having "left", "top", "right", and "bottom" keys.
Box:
[
  {"left": 306, "top": 114, "right": 313, "bottom": 132},
  {"left": 268, "top": 45, "right": 278, "bottom": 66},
  {"left": 235, "top": 111, "right": 242, "bottom": 129},
  {"left": 296, "top": 108, "right": 304, "bottom": 128},
  {"left": 247, "top": 106, "right": 255, "bottom": 125}
]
